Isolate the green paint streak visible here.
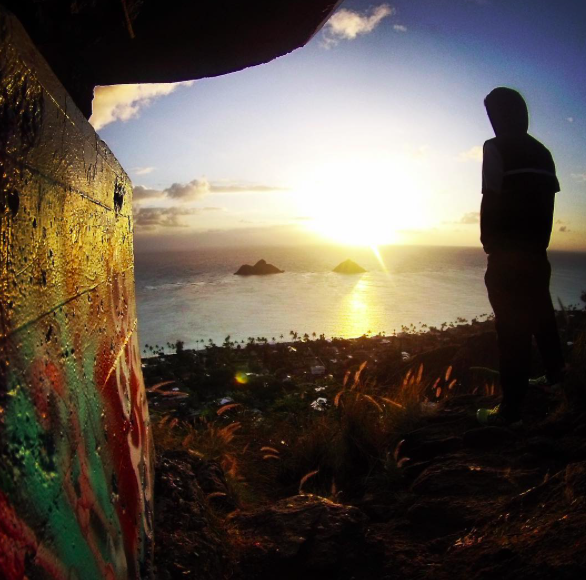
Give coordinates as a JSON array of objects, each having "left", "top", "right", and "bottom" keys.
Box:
[
  {"left": 54, "top": 310, "right": 125, "bottom": 565},
  {"left": 1, "top": 376, "right": 117, "bottom": 579}
]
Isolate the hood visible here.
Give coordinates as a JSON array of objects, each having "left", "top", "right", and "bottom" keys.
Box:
[{"left": 484, "top": 87, "right": 529, "bottom": 136}]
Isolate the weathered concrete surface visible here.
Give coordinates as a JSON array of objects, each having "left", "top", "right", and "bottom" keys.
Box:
[{"left": 0, "top": 8, "right": 153, "bottom": 579}]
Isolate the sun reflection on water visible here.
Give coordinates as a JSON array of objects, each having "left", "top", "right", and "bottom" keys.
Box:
[{"left": 336, "top": 275, "right": 380, "bottom": 338}]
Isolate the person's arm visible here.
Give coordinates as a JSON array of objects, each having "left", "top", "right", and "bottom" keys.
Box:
[
  {"left": 481, "top": 141, "right": 504, "bottom": 195},
  {"left": 480, "top": 141, "right": 504, "bottom": 253}
]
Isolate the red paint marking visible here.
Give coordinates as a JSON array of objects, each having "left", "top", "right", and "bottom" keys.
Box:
[
  {"left": 0, "top": 492, "right": 68, "bottom": 580},
  {"left": 95, "top": 335, "right": 146, "bottom": 579}
]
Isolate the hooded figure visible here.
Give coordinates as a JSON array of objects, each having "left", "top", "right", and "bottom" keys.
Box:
[
  {"left": 481, "top": 87, "right": 559, "bottom": 254},
  {"left": 477, "top": 87, "right": 565, "bottom": 426}
]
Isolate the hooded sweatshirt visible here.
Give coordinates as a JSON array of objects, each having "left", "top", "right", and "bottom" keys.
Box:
[{"left": 480, "top": 87, "right": 560, "bottom": 255}]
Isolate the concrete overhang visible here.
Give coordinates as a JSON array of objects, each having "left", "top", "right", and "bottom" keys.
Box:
[{"left": 3, "top": 0, "right": 343, "bottom": 118}]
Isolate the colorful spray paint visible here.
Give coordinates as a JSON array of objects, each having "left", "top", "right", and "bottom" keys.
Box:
[{"left": 0, "top": 8, "right": 153, "bottom": 579}]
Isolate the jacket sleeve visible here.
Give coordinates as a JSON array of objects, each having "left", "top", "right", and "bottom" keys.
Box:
[
  {"left": 481, "top": 141, "right": 504, "bottom": 195},
  {"left": 480, "top": 141, "right": 504, "bottom": 253}
]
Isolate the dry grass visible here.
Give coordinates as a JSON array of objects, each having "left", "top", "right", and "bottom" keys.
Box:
[{"left": 152, "top": 356, "right": 501, "bottom": 505}]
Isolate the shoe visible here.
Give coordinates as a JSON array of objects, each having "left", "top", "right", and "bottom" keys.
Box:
[
  {"left": 528, "top": 374, "right": 563, "bottom": 393},
  {"left": 476, "top": 405, "right": 522, "bottom": 428}
]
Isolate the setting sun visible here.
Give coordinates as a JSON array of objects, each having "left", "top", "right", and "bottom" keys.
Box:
[{"left": 297, "top": 155, "right": 430, "bottom": 246}]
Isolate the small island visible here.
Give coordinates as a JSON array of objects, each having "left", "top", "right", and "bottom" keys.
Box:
[
  {"left": 333, "top": 259, "right": 366, "bottom": 274},
  {"left": 235, "top": 259, "right": 284, "bottom": 276}
]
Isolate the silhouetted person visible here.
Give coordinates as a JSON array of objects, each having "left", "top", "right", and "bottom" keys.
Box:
[{"left": 476, "top": 87, "right": 565, "bottom": 426}]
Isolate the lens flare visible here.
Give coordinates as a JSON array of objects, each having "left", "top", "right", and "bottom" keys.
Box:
[{"left": 235, "top": 371, "right": 248, "bottom": 385}]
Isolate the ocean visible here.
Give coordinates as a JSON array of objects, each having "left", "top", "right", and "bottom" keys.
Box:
[{"left": 134, "top": 245, "right": 586, "bottom": 352}]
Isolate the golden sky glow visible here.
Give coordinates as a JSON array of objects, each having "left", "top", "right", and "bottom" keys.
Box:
[
  {"left": 95, "top": 1, "right": 586, "bottom": 253},
  {"left": 296, "top": 154, "right": 432, "bottom": 246}
]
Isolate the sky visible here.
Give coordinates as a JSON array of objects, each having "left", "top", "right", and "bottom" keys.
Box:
[{"left": 91, "top": 0, "right": 586, "bottom": 253}]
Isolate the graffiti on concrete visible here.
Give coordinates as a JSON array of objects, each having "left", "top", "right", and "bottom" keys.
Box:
[{"left": 0, "top": 8, "right": 153, "bottom": 579}]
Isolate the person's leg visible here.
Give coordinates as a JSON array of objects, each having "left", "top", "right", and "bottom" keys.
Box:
[
  {"left": 485, "top": 254, "right": 532, "bottom": 421},
  {"left": 532, "top": 257, "right": 565, "bottom": 382},
  {"left": 494, "top": 316, "right": 532, "bottom": 420}
]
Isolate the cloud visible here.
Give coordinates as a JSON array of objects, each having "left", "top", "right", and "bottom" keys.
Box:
[
  {"left": 90, "top": 81, "right": 194, "bottom": 131},
  {"left": 134, "top": 206, "right": 204, "bottom": 229},
  {"left": 442, "top": 212, "right": 480, "bottom": 225},
  {"left": 166, "top": 178, "right": 211, "bottom": 201},
  {"left": 210, "top": 183, "right": 288, "bottom": 193},
  {"left": 571, "top": 173, "right": 586, "bottom": 183},
  {"left": 458, "top": 146, "right": 483, "bottom": 162},
  {"left": 411, "top": 144, "right": 430, "bottom": 158},
  {"left": 393, "top": 24, "right": 407, "bottom": 32},
  {"left": 567, "top": 117, "right": 574, "bottom": 123},
  {"left": 321, "top": 4, "right": 394, "bottom": 48},
  {"left": 559, "top": 225, "right": 570, "bottom": 233},
  {"left": 132, "top": 166, "right": 155, "bottom": 175},
  {"left": 133, "top": 185, "right": 165, "bottom": 202},
  {"left": 133, "top": 178, "right": 286, "bottom": 204},
  {"left": 459, "top": 212, "right": 480, "bottom": 224}
]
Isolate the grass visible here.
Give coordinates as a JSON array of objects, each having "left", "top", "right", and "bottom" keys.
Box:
[
  {"left": 149, "top": 301, "right": 586, "bottom": 511},
  {"left": 151, "top": 357, "right": 482, "bottom": 508}
]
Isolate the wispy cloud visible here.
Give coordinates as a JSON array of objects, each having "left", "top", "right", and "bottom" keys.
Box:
[
  {"left": 133, "top": 178, "right": 287, "bottom": 205},
  {"left": 567, "top": 117, "right": 574, "bottom": 123},
  {"left": 458, "top": 211, "right": 480, "bottom": 224},
  {"left": 442, "top": 212, "right": 480, "bottom": 225},
  {"left": 166, "top": 179, "right": 211, "bottom": 201},
  {"left": 132, "top": 166, "right": 156, "bottom": 175},
  {"left": 393, "top": 24, "right": 407, "bottom": 32},
  {"left": 411, "top": 144, "right": 430, "bottom": 158},
  {"left": 321, "top": 4, "right": 394, "bottom": 48},
  {"left": 135, "top": 206, "right": 221, "bottom": 229},
  {"left": 135, "top": 207, "right": 199, "bottom": 229},
  {"left": 133, "top": 185, "right": 166, "bottom": 202},
  {"left": 211, "top": 183, "right": 288, "bottom": 194},
  {"left": 90, "top": 81, "right": 194, "bottom": 131},
  {"left": 458, "top": 145, "right": 483, "bottom": 162},
  {"left": 571, "top": 173, "right": 586, "bottom": 183}
]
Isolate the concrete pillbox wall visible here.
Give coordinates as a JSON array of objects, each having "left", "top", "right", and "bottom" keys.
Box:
[{"left": 0, "top": 7, "right": 153, "bottom": 579}]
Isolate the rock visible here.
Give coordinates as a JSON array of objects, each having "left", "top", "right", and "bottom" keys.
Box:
[
  {"left": 463, "top": 426, "right": 518, "bottom": 450},
  {"left": 398, "top": 435, "right": 463, "bottom": 462},
  {"left": 565, "top": 461, "right": 586, "bottom": 502},
  {"left": 407, "top": 498, "right": 477, "bottom": 537},
  {"left": 411, "top": 462, "right": 517, "bottom": 497},
  {"left": 190, "top": 453, "right": 237, "bottom": 511},
  {"left": 333, "top": 259, "right": 366, "bottom": 274},
  {"left": 522, "top": 436, "right": 559, "bottom": 459},
  {"left": 358, "top": 503, "right": 396, "bottom": 522},
  {"left": 154, "top": 450, "right": 232, "bottom": 580},
  {"left": 401, "top": 460, "right": 434, "bottom": 481},
  {"left": 234, "top": 259, "right": 284, "bottom": 275},
  {"left": 230, "top": 494, "right": 373, "bottom": 575}
]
